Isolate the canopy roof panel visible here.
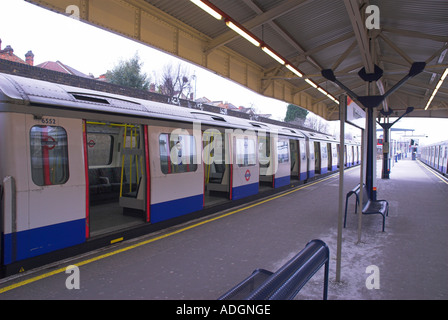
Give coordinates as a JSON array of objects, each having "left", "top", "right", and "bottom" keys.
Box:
[{"left": 27, "top": 0, "right": 448, "bottom": 120}]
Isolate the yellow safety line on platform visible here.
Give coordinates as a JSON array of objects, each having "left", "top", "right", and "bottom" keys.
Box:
[
  {"left": 0, "top": 168, "right": 353, "bottom": 294},
  {"left": 418, "top": 160, "right": 448, "bottom": 185}
]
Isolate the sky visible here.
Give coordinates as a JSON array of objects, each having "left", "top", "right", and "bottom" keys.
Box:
[{"left": 0, "top": 0, "right": 447, "bottom": 145}]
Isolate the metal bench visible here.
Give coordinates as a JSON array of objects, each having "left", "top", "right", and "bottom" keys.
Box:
[
  {"left": 344, "top": 184, "right": 361, "bottom": 228},
  {"left": 344, "top": 184, "right": 389, "bottom": 232},
  {"left": 218, "top": 239, "right": 330, "bottom": 300}
]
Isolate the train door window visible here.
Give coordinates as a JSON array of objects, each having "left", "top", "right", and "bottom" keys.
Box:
[
  {"left": 258, "top": 135, "right": 271, "bottom": 168},
  {"left": 314, "top": 142, "right": 320, "bottom": 172},
  {"left": 351, "top": 146, "right": 355, "bottom": 164},
  {"left": 327, "top": 143, "right": 332, "bottom": 170},
  {"left": 278, "top": 140, "right": 289, "bottom": 163},
  {"left": 30, "top": 125, "right": 69, "bottom": 186},
  {"left": 159, "top": 133, "right": 198, "bottom": 174},
  {"left": 289, "top": 140, "right": 299, "bottom": 176},
  {"left": 87, "top": 134, "right": 114, "bottom": 166},
  {"left": 236, "top": 137, "right": 256, "bottom": 167},
  {"left": 300, "top": 140, "right": 306, "bottom": 161}
]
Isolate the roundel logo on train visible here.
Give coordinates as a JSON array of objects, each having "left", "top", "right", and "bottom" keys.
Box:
[{"left": 245, "top": 169, "right": 251, "bottom": 182}]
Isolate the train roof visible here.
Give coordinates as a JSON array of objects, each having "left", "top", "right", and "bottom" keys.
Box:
[
  {"left": 0, "top": 72, "right": 343, "bottom": 140},
  {"left": 421, "top": 141, "right": 448, "bottom": 147}
]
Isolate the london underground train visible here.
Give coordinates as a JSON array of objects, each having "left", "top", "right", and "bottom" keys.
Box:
[
  {"left": 0, "top": 73, "right": 359, "bottom": 276},
  {"left": 420, "top": 141, "right": 448, "bottom": 176}
]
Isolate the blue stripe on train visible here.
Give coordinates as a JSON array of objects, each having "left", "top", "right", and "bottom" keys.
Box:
[
  {"left": 274, "top": 175, "right": 290, "bottom": 188},
  {"left": 3, "top": 218, "right": 86, "bottom": 265},
  {"left": 151, "top": 194, "right": 204, "bottom": 223},
  {"left": 232, "top": 182, "right": 259, "bottom": 200}
]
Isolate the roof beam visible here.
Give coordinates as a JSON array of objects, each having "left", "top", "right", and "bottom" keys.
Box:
[
  {"left": 343, "top": 0, "right": 391, "bottom": 111},
  {"left": 344, "top": 0, "right": 374, "bottom": 73},
  {"left": 385, "top": 75, "right": 448, "bottom": 96},
  {"left": 378, "top": 32, "right": 413, "bottom": 65},
  {"left": 382, "top": 27, "right": 448, "bottom": 43},
  {"left": 241, "top": 0, "right": 324, "bottom": 72},
  {"left": 205, "top": 0, "right": 308, "bottom": 53},
  {"left": 304, "top": 32, "right": 354, "bottom": 57},
  {"left": 331, "top": 40, "right": 357, "bottom": 70}
]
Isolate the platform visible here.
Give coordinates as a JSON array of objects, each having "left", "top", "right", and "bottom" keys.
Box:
[{"left": 0, "top": 159, "right": 447, "bottom": 300}]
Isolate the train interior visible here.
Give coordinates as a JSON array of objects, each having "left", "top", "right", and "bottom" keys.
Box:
[
  {"left": 203, "top": 130, "right": 231, "bottom": 207},
  {"left": 258, "top": 134, "right": 273, "bottom": 191},
  {"left": 86, "top": 121, "right": 146, "bottom": 237},
  {"left": 85, "top": 120, "right": 354, "bottom": 235},
  {"left": 289, "top": 139, "right": 300, "bottom": 182}
]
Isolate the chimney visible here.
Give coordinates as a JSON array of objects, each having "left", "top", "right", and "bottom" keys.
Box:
[
  {"left": 25, "top": 50, "right": 34, "bottom": 66},
  {"left": 4, "top": 45, "right": 13, "bottom": 55}
]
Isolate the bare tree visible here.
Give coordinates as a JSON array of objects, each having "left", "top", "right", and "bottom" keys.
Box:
[
  {"left": 159, "top": 63, "right": 192, "bottom": 100},
  {"left": 304, "top": 114, "right": 331, "bottom": 133}
]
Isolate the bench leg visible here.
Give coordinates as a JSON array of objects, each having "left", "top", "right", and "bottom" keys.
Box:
[
  {"left": 344, "top": 196, "right": 351, "bottom": 228},
  {"left": 323, "top": 260, "right": 329, "bottom": 300}
]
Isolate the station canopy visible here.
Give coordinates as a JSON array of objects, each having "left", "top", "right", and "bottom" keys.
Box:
[{"left": 28, "top": 0, "right": 448, "bottom": 120}]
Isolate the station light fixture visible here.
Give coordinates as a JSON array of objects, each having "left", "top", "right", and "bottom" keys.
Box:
[
  {"left": 328, "top": 95, "right": 340, "bottom": 104},
  {"left": 305, "top": 78, "right": 318, "bottom": 89},
  {"left": 190, "top": 0, "right": 222, "bottom": 20},
  {"left": 286, "top": 64, "right": 303, "bottom": 78},
  {"left": 226, "top": 20, "right": 260, "bottom": 47},
  {"left": 317, "top": 87, "right": 329, "bottom": 96},
  {"left": 262, "top": 46, "right": 285, "bottom": 65},
  {"left": 190, "top": 0, "right": 340, "bottom": 105},
  {"left": 425, "top": 68, "right": 448, "bottom": 110}
]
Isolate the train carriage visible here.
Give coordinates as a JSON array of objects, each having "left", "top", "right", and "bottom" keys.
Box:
[
  {"left": 0, "top": 72, "right": 359, "bottom": 276},
  {"left": 420, "top": 141, "right": 448, "bottom": 176}
]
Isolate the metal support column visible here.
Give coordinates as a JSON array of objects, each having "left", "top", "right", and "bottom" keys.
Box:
[
  {"left": 381, "top": 123, "right": 391, "bottom": 179},
  {"left": 336, "top": 94, "right": 346, "bottom": 283},
  {"left": 365, "top": 104, "right": 375, "bottom": 200}
]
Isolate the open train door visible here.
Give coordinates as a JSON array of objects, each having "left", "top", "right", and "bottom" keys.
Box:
[
  {"left": 230, "top": 130, "right": 259, "bottom": 200},
  {"left": 203, "top": 129, "right": 231, "bottom": 205},
  {"left": 84, "top": 121, "right": 148, "bottom": 237}
]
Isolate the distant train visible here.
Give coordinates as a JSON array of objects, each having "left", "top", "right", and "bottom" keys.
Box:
[
  {"left": 0, "top": 72, "right": 360, "bottom": 276},
  {"left": 420, "top": 141, "right": 448, "bottom": 176}
]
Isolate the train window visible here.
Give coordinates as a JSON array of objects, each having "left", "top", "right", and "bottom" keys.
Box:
[
  {"left": 278, "top": 140, "right": 290, "bottom": 163},
  {"left": 30, "top": 125, "right": 69, "bottom": 186},
  {"left": 321, "top": 144, "right": 328, "bottom": 159},
  {"left": 300, "top": 141, "right": 306, "bottom": 160},
  {"left": 236, "top": 137, "right": 256, "bottom": 167},
  {"left": 87, "top": 134, "right": 114, "bottom": 166},
  {"left": 258, "top": 136, "right": 270, "bottom": 167},
  {"left": 159, "top": 133, "right": 198, "bottom": 174}
]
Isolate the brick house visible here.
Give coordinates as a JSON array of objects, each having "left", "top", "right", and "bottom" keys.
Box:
[
  {"left": 0, "top": 38, "right": 34, "bottom": 66},
  {"left": 0, "top": 38, "right": 89, "bottom": 78}
]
